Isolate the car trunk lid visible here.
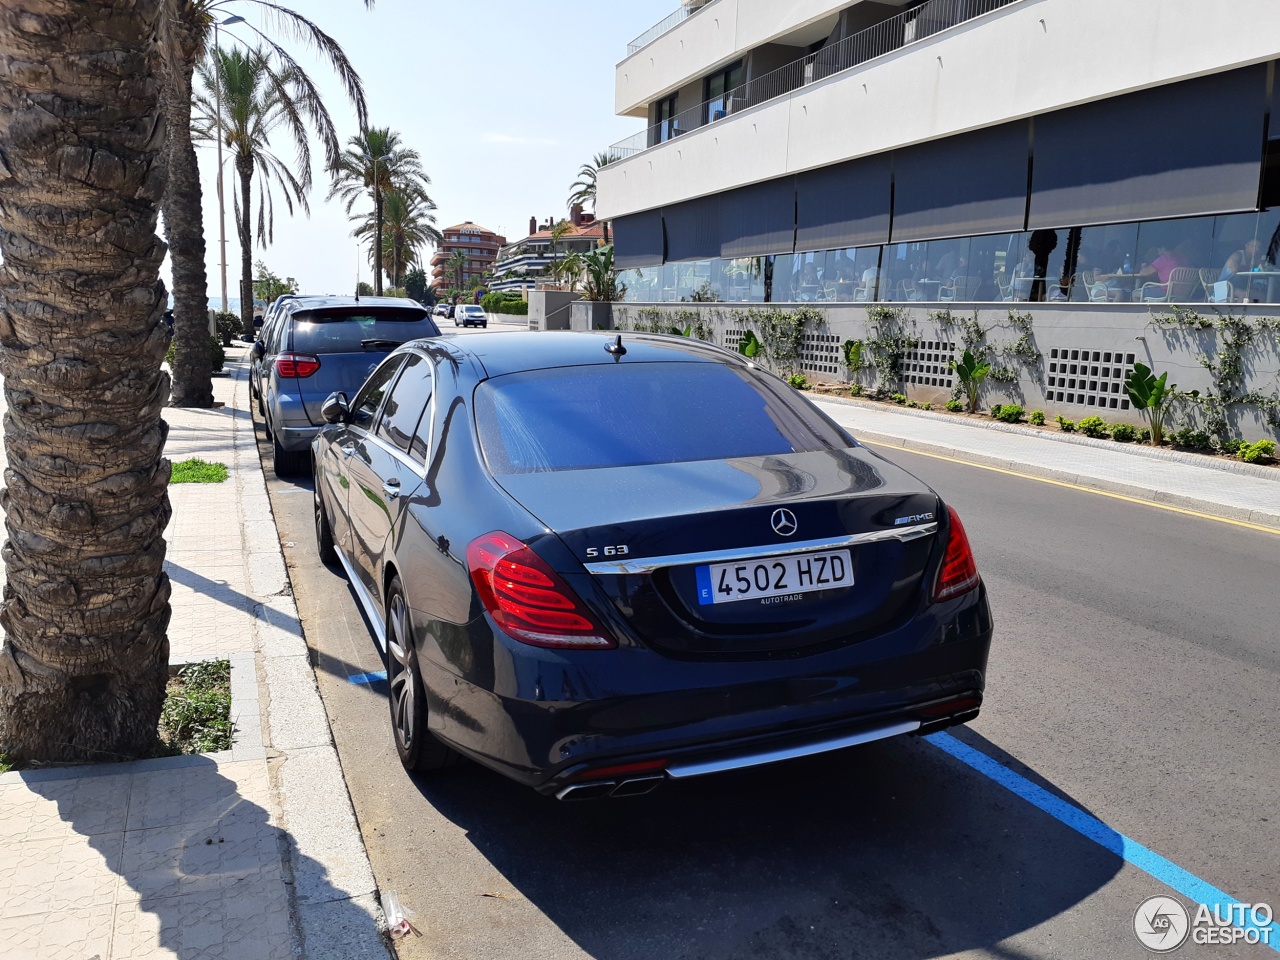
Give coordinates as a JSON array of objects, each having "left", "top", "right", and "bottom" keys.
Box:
[{"left": 496, "top": 448, "right": 940, "bottom": 657}]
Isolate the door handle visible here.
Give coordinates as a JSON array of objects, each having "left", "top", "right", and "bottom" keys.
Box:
[
  {"left": 382, "top": 479, "right": 401, "bottom": 500},
  {"left": 340, "top": 444, "right": 356, "bottom": 458}
]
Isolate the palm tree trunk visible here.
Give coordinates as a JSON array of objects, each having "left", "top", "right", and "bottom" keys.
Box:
[
  {"left": 161, "top": 25, "right": 214, "bottom": 408},
  {"left": 602, "top": 220, "right": 610, "bottom": 247},
  {"left": 0, "top": 0, "right": 172, "bottom": 763},
  {"left": 237, "top": 155, "right": 255, "bottom": 338},
  {"left": 373, "top": 185, "right": 384, "bottom": 296}
]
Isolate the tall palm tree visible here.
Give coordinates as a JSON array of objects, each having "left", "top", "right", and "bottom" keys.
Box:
[
  {"left": 354, "top": 188, "right": 441, "bottom": 289},
  {"left": 195, "top": 46, "right": 327, "bottom": 337},
  {"left": 567, "top": 152, "right": 617, "bottom": 245},
  {"left": 0, "top": 0, "right": 173, "bottom": 761},
  {"left": 548, "top": 219, "right": 573, "bottom": 282},
  {"left": 328, "top": 128, "right": 434, "bottom": 296},
  {"left": 444, "top": 250, "right": 467, "bottom": 291},
  {"left": 159, "top": 0, "right": 370, "bottom": 405}
]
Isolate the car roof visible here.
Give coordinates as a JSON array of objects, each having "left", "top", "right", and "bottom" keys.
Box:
[
  {"left": 281, "top": 295, "right": 428, "bottom": 317},
  {"left": 404, "top": 330, "right": 743, "bottom": 380}
]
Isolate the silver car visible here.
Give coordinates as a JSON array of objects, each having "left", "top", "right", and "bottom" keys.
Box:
[{"left": 251, "top": 296, "right": 441, "bottom": 477}]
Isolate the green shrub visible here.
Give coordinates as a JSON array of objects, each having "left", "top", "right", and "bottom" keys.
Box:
[
  {"left": 1028, "top": 410, "right": 1046, "bottom": 426},
  {"left": 1238, "top": 439, "right": 1277, "bottom": 464},
  {"left": 945, "top": 399, "right": 964, "bottom": 413},
  {"left": 1078, "top": 415, "right": 1108, "bottom": 438},
  {"left": 214, "top": 311, "right": 240, "bottom": 346},
  {"left": 1109, "top": 423, "right": 1138, "bottom": 443},
  {"left": 889, "top": 393, "right": 907, "bottom": 405},
  {"left": 905, "top": 400, "right": 918, "bottom": 408},
  {"left": 992, "top": 404, "right": 1024, "bottom": 423},
  {"left": 1056, "top": 415, "right": 1076, "bottom": 433},
  {"left": 166, "top": 334, "right": 224, "bottom": 373},
  {"left": 951, "top": 348, "right": 991, "bottom": 413},
  {"left": 921, "top": 402, "right": 933, "bottom": 411},
  {"left": 1137, "top": 427, "right": 1152, "bottom": 444},
  {"left": 849, "top": 383, "right": 864, "bottom": 397},
  {"left": 1172, "top": 426, "right": 1212, "bottom": 450},
  {"left": 786, "top": 373, "right": 809, "bottom": 390},
  {"left": 1219, "top": 437, "right": 1245, "bottom": 456},
  {"left": 1123, "top": 361, "right": 1176, "bottom": 447}
]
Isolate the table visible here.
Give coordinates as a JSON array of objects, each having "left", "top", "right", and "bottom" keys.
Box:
[
  {"left": 1242, "top": 270, "right": 1280, "bottom": 303},
  {"left": 915, "top": 279, "right": 942, "bottom": 301}
]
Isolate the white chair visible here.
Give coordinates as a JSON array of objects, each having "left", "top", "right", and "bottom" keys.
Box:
[
  {"left": 1209, "top": 280, "right": 1233, "bottom": 303},
  {"left": 1081, "top": 270, "right": 1111, "bottom": 303},
  {"left": 1136, "top": 267, "right": 1199, "bottom": 303}
]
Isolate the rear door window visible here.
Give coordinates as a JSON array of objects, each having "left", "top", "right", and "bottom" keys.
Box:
[
  {"left": 350, "top": 356, "right": 406, "bottom": 431},
  {"left": 290, "top": 307, "right": 441, "bottom": 354},
  {"left": 474, "top": 362, "right": 852, "bottom": 475},
  {"left": 375, "top": 355, "right": 433, "bottom": 461}
]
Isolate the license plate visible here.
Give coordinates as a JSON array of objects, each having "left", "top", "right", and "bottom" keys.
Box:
[{"left": 695, "top": 549, "right": 853, "bottom": 605}]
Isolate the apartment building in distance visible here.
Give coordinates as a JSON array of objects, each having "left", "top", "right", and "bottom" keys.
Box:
[
  {"left": 597, "top": 0, "right": 1280, "bottom": 309},
  {"left": 430, "top": 222, "right": 507, "bottom": 290},
  {"left": 490, "top": 208, "right": 607, "bottom": 293}
]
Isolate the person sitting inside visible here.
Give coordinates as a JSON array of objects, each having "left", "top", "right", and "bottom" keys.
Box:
[
  {"left": 1220, "top": 238, "right": 1263, "bottom": 299},
  {"left": 1131, "top": 243, "right": 1190, "bottom": 300}
]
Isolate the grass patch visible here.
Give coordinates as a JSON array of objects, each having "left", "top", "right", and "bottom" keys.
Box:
[
  {"left": 158, "top": 660, "right": 234, "bottom": 755},
  {"left": 171, "top": 458, "right": 228, "bottom": 484},
  {"left": 0, "top": 754, "right": 11, "bottom": 773}
]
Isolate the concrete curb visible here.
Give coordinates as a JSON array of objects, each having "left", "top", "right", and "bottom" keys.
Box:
[
  {"left": 225, "top": 357, "right": 392, "bottom": 960},
  {"left": 817, "top": 392, "right": 1280, "bottom": 483},
  {"left": 851, "top": 427, "right": 1280, "bottom": 531}
]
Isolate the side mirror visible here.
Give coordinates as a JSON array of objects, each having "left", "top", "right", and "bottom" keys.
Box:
[
  {"left": 251, "top": 340, "right": 266, "bottom": 360},
  {"left": 320, "top": 391, "right": 350, "bottom": 424}
]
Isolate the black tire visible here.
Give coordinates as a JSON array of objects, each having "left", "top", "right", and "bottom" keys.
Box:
[
  {"left": 481, "top": 322, "right": 488, "bottom": 328},
  {"left": 314, "top": 480, "right": 338, "bottom": 566},
  {"left": 272, "top": 430, "right": 307, "bottom": 478},
  {"left": 255, "top": 380, "right": 265, "bottom": 417},
  {"left": 385, "top": 577, "right": 457, "bottom": 772}
]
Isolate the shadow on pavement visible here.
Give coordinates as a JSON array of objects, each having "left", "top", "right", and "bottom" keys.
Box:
[
  {"left": 414, "top": 730, "right": 1122, "bottom": 960},
  {"left": 21, "top": 757, "right": 385, "bottom": 959}
]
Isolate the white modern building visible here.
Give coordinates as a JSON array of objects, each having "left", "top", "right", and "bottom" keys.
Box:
[{"left": 597, "top": 0, "right": 1280, "bottom": 307}]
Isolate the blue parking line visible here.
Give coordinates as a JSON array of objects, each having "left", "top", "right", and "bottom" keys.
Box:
[
  {"left": 347, "top": 670, "right": 387, "bottom": 685},
  {"left": 926, "top": 731, "right": 1280, "bottom": 951}
]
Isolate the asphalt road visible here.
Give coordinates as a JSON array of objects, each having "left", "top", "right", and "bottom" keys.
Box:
[{"left": 256, "top": 323, "right": 1279, "bottom": 959}]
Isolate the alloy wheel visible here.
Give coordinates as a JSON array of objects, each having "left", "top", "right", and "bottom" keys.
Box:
[{"left": 387, "top": 592, "right": 415, "bottom": 751}]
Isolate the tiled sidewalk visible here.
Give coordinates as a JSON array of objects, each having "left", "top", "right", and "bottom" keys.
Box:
[
  {"left": 0, "top": 352, "right": 389, "bottom": 960},
  {"left": 814, "top": 396, "right": 1280, "bottom": 529}
]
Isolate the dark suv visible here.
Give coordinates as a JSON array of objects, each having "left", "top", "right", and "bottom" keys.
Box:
[{"left": 251, "top": 296, "right": 441, "bottom": 476}]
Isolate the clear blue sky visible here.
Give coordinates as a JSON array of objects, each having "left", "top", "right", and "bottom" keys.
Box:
[{"left": 174, "top": 0, "right": 671, "bottom": 301}]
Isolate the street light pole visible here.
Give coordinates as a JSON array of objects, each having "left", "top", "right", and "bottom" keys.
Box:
[{"left": 213, "top": 15, "right": 244, "bottom": 314}]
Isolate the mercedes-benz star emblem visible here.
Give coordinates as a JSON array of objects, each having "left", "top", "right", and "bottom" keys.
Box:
[{"left": 771, "top": 508, "right": 798, "bottom": 537}]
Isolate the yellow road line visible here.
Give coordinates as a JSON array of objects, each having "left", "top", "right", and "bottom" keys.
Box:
[{"left": 883, "top": 444, "right": 1280, "bottom": 536}]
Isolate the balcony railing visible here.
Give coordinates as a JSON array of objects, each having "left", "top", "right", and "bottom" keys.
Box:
[
  {"left": 627, "top": 0, "right": 716, "bottom": 55},
  {"left": 610, "top": 0, "right": 1024, "bottom": 160}
]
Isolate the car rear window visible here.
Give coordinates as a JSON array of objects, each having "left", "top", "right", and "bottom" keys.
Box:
[
  {"left": 474, "top": 362, "right": 852, "bottom": 475},
  {"left": 290, "top": 307, "right": 439, "bottom": 353}
]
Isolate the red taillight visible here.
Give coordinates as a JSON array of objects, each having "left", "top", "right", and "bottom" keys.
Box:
[
  {"left": 932, "top": 506, "right": 981, "bottom": 602},
  {"left": 275, "top": 353, "right": 321, "bottom": 378},
  {"left": 575, "top": 758, "right": 668, "bottom": 780},
  {"left": 467, "top": 532, "right": 616, "bottom": 649}
]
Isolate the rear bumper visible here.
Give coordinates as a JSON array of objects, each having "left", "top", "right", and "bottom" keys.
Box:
[
  {"left": 419, "top": 587, "right": 993, "bottom": 795},
  {"left": 278, "top": 423, "right": 321, "bottom": 451}
]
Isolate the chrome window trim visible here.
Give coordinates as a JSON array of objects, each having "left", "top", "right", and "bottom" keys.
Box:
[{"left": 582, "top": 522, "right": 937, "bottom": 574}]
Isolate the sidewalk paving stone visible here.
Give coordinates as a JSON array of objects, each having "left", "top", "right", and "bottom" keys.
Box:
[{"left": 0, "top": 351, "right": 389, "bottom": 960}]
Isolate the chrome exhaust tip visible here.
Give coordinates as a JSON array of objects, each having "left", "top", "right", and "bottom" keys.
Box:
[
  {"left": 610, "top": 775, "right": 664, "bottom": 797},
  {"left": 555, "top": 780, "right": 617, "bottom": 801}
]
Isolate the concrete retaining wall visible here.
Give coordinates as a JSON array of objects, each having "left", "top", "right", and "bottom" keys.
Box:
[{"left": 572, "top": 300, "right": 1280, "bottom": 441}]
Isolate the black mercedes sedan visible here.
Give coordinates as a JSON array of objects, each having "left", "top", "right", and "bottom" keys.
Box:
[{"left": 312, "top": 332, "right": 992, "bottom": 799}]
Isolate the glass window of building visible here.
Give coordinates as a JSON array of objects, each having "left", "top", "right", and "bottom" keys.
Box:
[
  {"left": 704, "top": 60, "right": 744, "bottom": 125},
  {"left": 653, "top": 95, "right": 678, "bottom": 145}
]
